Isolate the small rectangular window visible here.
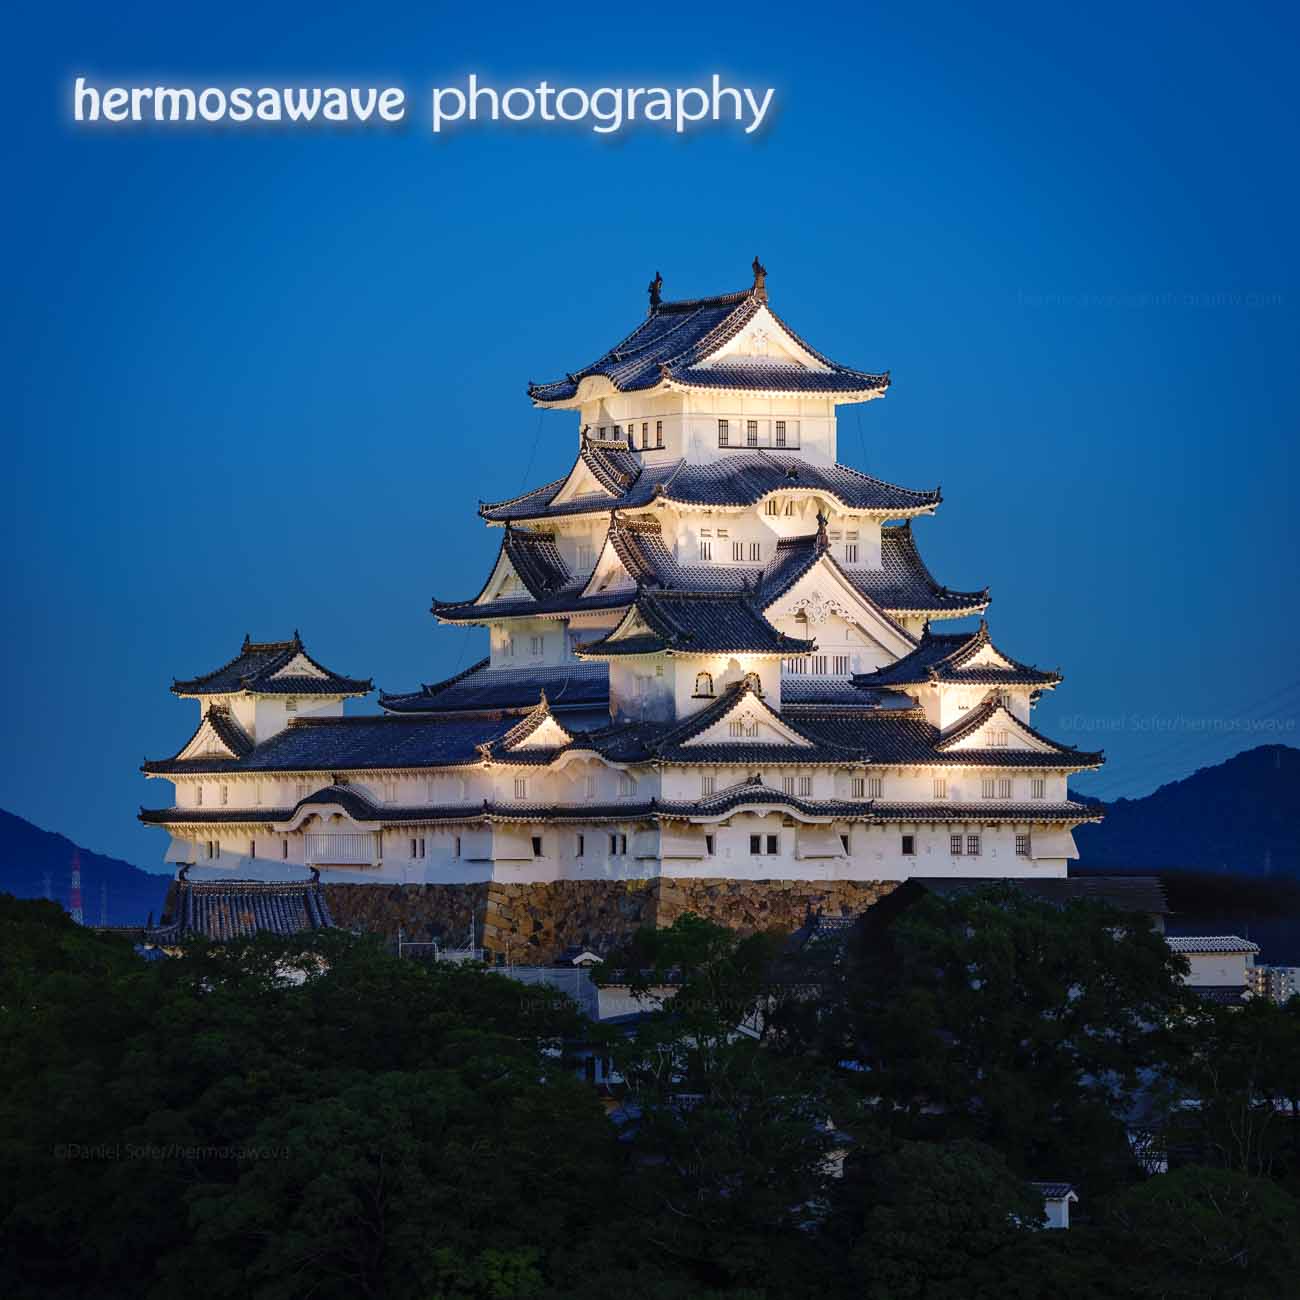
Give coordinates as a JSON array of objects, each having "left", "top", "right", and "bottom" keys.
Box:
[
  {"left": 901, "top": 834, "right": 916, "bottom": 856},
  {"left": 1031, "top": 778, "right": 1046, "bottom": 800},
  {"left": 705, "top": 834, "right": 715, "bottom": 856},
  {"left": 749, "top": 541, "right": 761, "bottom": 561},
  {"left": 982, "top": 777, "right": 996, "bottom": 799},
  {"left": 950, "top": 834, "right": 963, "bottom": 855},
  {"left": 514, "top": 778, "right": 528, "bottom": 799},
  {"left": 610, "top": 832, "right": 618, "bottom": 854},
  {"left": 783, "top": 776, "right": 796, "bottom": 795},
  {"left": 619, "top": 775, "right": 636, "bottom": 797},
  {"left": 642, "top": 421, "right": 649, "bottom": 446},
  {"left": 749, "top": 834, "right": 762, "bottom": 855},
  {"left": 1016, "top": 834, "right": 1031, "bottom": 857},
  {"left": 967, "top": 834, "right": 982, "bottom": 857},
  {"left": 766, "top": 834, "right": 779, "bottom": 855},
  {"left": 620, "top": 834, "right": 627, "bottom": 855},
  {"left": 998, "top": 778, "right": 1012, "bottom": 799},
  {"left": 249, "top": 839, "right": 255, "bottom": 859},
  {"left": 844, "top": 543, "right": 859, "bottom": 564},
  {"left": 718, "top": 419, "right": 730, "bottom": 446},
  {"left": 934, "top": 778, "right": 947, "bottom": 800},
  {"left": 598, "top": 426, "right": 607, "bottom": 437},
  {"left": 282, "top": 838, "right": 289, "bottom": 860},
  {"left": 811, "top": 655, "right": 828, "bottom": 674},
  {"left": 410, "top": 837, "right": 417, "bottom": 858},
  {"left": 775, "top": 420, "right": 786, "bottom": 447},
  {"left": 840, "top": 833, "right": 850, "bottom": 853},
  {"left": 869, "top": 776, "right": 883, "bottom": 798},
  {"left": 852, "top": 777, "right": 866, "bottom": 799},
  {"left": 285, "top": 698, "right": 297, "bottom": 713},
  {"left": 530, "top": 635, "right": 544, "bottom": 656},
  {"left": 455, "top": 835, "right": 462, "bottom": 857},
  {"left": 992, "top": 730, "right": 1009, "bottom": 748},
  {"left": 656, "top": 420, "right": 663, "bottom": 447},
  {"left": 196, "top": 786, "right": 204, "bottom": 807},
  {"left": 699, "top": 540, "right": 712, "bottom": 561},
  {"left": 746, "top": 419, "right": 759, "bottom": 446},
  {"left": 531, "top": 836, "right": 543, "bottom": 858},
  {"left": 732, "top": 541, "right": 745, "bottom": 561},
  {"left": 701, "top": 775, "right": 716, "bottom": 796},
  {"left": 765, "top": 499, "right": 780, "bottom": 516},
  {"left": 219, "top": 784, "right": 229, "bottom": 806},
  {"left": 832, "top": 654, "right": 850, "bottom": 675},
  {"left": 586, "top": 775, "right": 597, "bottom": 799},
  {"left": 799, "top": 776, "right": 813, "bottom": 797},
  {"left": 576, "top": 834, "right": 585, "bottom": 857}
]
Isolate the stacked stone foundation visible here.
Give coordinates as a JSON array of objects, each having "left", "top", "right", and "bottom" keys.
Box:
[{"left": 322, "top": 879, "right": 898, "bottom": 964}]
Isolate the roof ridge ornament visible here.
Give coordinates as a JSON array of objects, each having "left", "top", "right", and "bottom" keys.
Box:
[
  {"left": 815, "top": 509, "right": 829, "bottom": 549},
  {"left": 751, "top": 255, "right": 768, "bottom": 303},
  {"left": 648, "top": 270, "right": 663, "bottom": 313}
]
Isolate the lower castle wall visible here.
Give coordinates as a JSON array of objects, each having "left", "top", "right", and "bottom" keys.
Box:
[{"left": 320, "top": 878, "right": 899, "bottom": 965}]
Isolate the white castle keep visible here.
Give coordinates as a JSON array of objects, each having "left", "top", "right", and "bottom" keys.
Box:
[{"left": 141, "top": 261, "right": 1103, "bottom": 886}]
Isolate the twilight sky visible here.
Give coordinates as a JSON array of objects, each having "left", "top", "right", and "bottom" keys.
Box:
[{"left": 3, "top": 0, "right": 1298, "bottom": 869}]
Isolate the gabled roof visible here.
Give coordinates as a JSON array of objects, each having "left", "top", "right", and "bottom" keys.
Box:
[
  {"left": 934, "top": 695, "right": 1099, "bottom": 763},
  {"left": 851, "top": 522, "right": 988, "bottom": 616},
  {"left": 172, "top": 633, "right": 372, "bottom": 698},
  {"left": 527, "top": 270, "right": 891, "bottom": 403},
  {"left": 171, "top": 706, "right": 255, "bottom": 762},
  {"left": 379, "top": 660, "right": 610, "bottom": 717},
  {"left": 855, "top": 620, "right": 1061, "bottom": 690},
  {"left": 479, "top": 452, "right": 939, "bottom": 524},
  {"left": 146, "top": 876, "right": 334, "bottom": 942},
  {"left": 574, "top": 590, "right": 813, "bottom": 659}
]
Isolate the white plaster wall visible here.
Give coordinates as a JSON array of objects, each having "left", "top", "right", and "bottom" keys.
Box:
[{"left": 1183, "top": 952, "right": 1255, "bottom": 987}]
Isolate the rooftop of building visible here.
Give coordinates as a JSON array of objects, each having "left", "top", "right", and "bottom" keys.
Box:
[
  {"left": 527, "top": 261, "right": 892, "bottom": 404},
  {"left": 854, "top": 619, "right": 1060, "bottom": 690},
  {"left": 172, "top": 633, "right": 372, "bottom": 698},
  {"left": 145, "top": 874, "right": 335, "bottom": 942}
]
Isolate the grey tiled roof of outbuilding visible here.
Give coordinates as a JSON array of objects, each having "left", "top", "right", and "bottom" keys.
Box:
[
  {"left": 380, "top": 660, "right": 610, "bottom": 716},
  {"left": 147, "top": 878, "right": 334, "bottom": 941}
]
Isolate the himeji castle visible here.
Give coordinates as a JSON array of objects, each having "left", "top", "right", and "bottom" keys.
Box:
[{"left": 141, "top": 260, "right": 1103, "bottom": 890}]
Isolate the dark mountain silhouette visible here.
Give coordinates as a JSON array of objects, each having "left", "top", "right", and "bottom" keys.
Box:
[
  {"left": 1073, "top": 744, "right": 1299, "bottom": 875},
  {"left": 0, "top": 809, "right": 169, "bottom": 926}
]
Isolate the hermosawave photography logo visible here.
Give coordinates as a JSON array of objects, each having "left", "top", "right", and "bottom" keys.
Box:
[{"left": 71, "top": 73, "right": 776, "bottom": 136}]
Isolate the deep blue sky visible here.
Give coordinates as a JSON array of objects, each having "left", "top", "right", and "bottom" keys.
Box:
[{"left": 3, "top": 1, "right": 1297, "bottom": 869}]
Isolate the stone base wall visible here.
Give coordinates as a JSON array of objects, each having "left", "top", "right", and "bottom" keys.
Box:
[{"left": 322, "top": 879, "right": 898, "bottom": 964}]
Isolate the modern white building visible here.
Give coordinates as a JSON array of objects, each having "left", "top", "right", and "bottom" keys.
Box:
[{"left": 141, "top": 262, "right": 1103, "bottom": 887}]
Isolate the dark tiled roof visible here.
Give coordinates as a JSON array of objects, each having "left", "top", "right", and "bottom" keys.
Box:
[
  {"left": 850, "top": 523, "right": 988, "bottom": 614},
  {"left": 143, "top": 713, "right": 518, "bottom": 775},
  {"left": 871, "top": 800, "right": 1101, "bottom": 823},
  {"left": 575, "top": 590, "right": 814, "bottom": 658},
  {"left": 379, "top": 659, "right": 610, "bottom": 717},
  {"left": 528, "top": 285, "right": 890, "bottom": 403},
  {"left": 480, "top": 452, "right": 938, "bottom": 524},
  {"left": 1166, "top": 935, "right": 1260, "bottom": 954},
  {"left": 1030, "top": 1182, "right": 1077, "bottom": 1201},
  {"left": 855, "top": 620, "right": 1060, "bottom": 690},
  {"left": 503, "top": 526, "right": 571, "bottom": 596},
  {"left": 148, "top": 877, "right": 334, "bottom": 942},
  {"left": 1192, "top": 986, "right": 1251, "bottom": 1005},
  {"left": 172, "top": 634, "right": 372, "bottom": 698}
]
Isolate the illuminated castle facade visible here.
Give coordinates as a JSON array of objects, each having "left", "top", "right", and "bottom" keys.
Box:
[{"left": 141, "top": 262, "right": 1102, "bottom": 886}]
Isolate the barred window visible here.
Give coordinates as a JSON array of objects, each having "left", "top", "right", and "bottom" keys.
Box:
[
  {"left": 950, "top": 834, "right": 963, "bottom": 855},
  {"left": 694, "top": 672, "right": 714, "bottom": 697},
  {"left": 746, "top": 419, "right": 759, "bottom": 446},
  {"left": 1016, "top": 834, "right": 1032, "bottom": 857},
  {"left": 220, "top": 784, "right": 228, "bottom": 806},
  {"left": 811, "top": 655, "right": 828, "bottom": 674},
  {"left": 765, "top": 499, "right": 780, "bottom": 516},
  {"left": 619, "top": 775, "right": 637, "bottom": 797},
  {"left": 844, "top": 543, "right": 859, "bottom": 563},
  {"left": 934, "top": 777, "right": 947, "bottom": 799},
  {"left": 718, "top": 419, "right": 730, "bottom": 446},
  {"left": 982, "top": 777, "right": 996, "bottom": 799},
  {"left": 766, "top": 834, "right": 779, "bottom": 855},
  {"left": 282, "top": 838, "right": 289, "bottom": 860},
  {"left": 514, "top": 778, "right": 528, "bottom": 799},
  {"left": 783, "top": 776, "right": 796, "bottom": 795},
  {"left": 749, "top": 541, "right": 761, "bottom": 561},
  {"left": 784, "top": 656, "right": 809, "bottom": 674},
  {"left": 1031, "top": 778, "right": 1046, "bottom": 799},
  {"left": 732, "top": 541, "right": 745, "bottom": 561},
  {"left": 901, "top": 834, "right": 916, "bottom": 856},
  {"left": 750, "top": 834, "right": 762, "bottom": 854},
  {"left": 775, "top": 419, "right": 786, "bottom": 447},
  {"left": 699, "top": 540, "right": 712, "bottom": 561},
  {"left": 195, "top": 786, "right": 203, "bottom": 806},
  {"left": 832, "top": 654, "right": 850, "bottom": 675},
  {"left": 656, "top": 420, "right": 663, "bottom": 447},
  {"left": 966, "top": 834, "right": 981, "bottom": 857},
  {"left": 701, "top": 775, "right": 716, "bottom": 796},
  {"left": 576, "top": 833, "right": 585, "bottom": 857},
  {"left": 992, "top": 730, "right": 1010, "bottom": 748},
  {"left": 998, "top": 778, "right": 1013, "bottom": 799},
  {"left": 851, "top": 776, "right": 866, "bottom": 799},
  {"left": 799, "top": 776, "right": 813, "bottom": 797},
  {"left": 868, "top": 776, "right": 883, "bottom": 798}
]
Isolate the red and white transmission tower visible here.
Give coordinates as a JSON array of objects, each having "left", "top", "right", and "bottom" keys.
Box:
[{"left": 69, "top": 850, "right": 83, "bottom": 925}]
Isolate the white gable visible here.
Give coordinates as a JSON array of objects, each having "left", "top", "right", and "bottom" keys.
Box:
[
  {"left": 962, "top": 642, "right": 1015, "bottom": 671},
  {"left": 683, "top": 693, "right": 813, "bottom": 748},
  {"left": 580, "top": 530, "right": 637, "bottom": 599},
  {"left": 476, "top": 547, "right": 528, "bottom": 605},
  {"left": 550, "top": 455, "right": 619, "bottom": 507},
  {"left": 176, "top": 714, "right": 245, "bottom": 761},
  {"left": 942, "top": 706, "right": 1058, "bottom": 753},
  {"left": 268, "top": 652, "right": 329, "bottom": 680},
  {"left": 764, "top": 560, "right": 915, "bottom": 660},
  {"left": 510, "top": 714, "right": 574, "bottom": 750},
  {"left": 604, "top": 606, "right": 656, "bottom": 643},
  {"left": 694, "top": 305, "right": 830, "bottom": 373}
]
